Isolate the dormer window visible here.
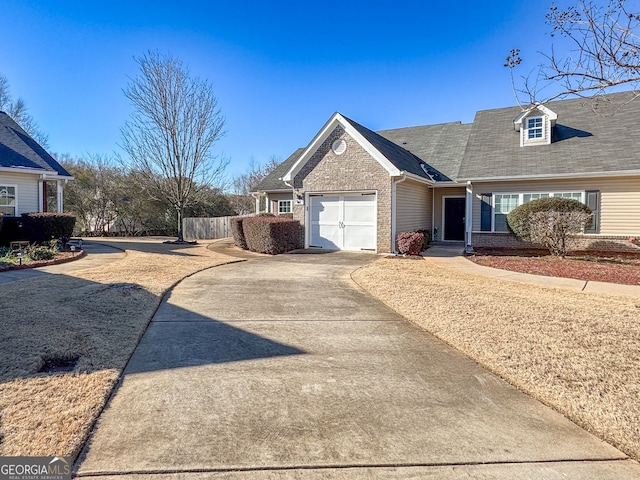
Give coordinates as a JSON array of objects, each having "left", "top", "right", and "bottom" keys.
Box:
[
  {"left": 514, "top": 104, "right": 557, "bottom": 147},
  {"left": 526, "top": 117, "right": 543, "bottom": 139}
]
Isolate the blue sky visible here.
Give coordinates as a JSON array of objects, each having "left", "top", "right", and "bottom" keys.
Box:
[{"left": 1, "top": 1, "right": 556, "bottom": 180}]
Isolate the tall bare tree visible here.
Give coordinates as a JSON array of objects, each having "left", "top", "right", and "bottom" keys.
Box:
[
  {"left": 505, "top": 0, "right": 640, "bottom": 106},
  {"left": 120, "top": 51, "right": 227, "bottom": 242},
  {"left": 0, "top": 73, "right": 49, "bottom": 147}
]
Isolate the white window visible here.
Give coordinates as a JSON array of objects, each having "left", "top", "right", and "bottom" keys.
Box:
[
  {"left": 0, "top": 185, "right": 16, "bottom": 216},
  {"left": 493, "top": 191, "right": 584, "bottom": 232},
  {"left": 494, "top": 194, "right": 520, "bottom": 232},
  {"left": 278, "top": 200, "right": 292, "bottom": 214},
  {"left": 526, "top": 117, "right": 543, "bottom": 139}
]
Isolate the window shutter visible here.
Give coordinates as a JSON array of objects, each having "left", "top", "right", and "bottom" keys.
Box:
[
  {"left": 480, "top": 193, "right": 492, "bottom": 231},
  {"left": 585, "top": 190, "right": 599, "bottom": 233}
]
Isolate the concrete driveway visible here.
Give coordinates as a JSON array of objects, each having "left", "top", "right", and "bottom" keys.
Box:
[{"left": 76, "top": 251, "right": 640, "bottom": 479}]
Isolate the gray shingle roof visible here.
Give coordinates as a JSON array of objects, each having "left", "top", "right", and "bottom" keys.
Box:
[
  {"left": 377, "top": 121, "right": 472, "bottom": 181},
  {"left": 0, "top": 111, "right": 71, "bottom": 177},
  {"left": 458, "top": 91, "right": 640, "bottom": 179},
  {"left": 342, "top": 116, "right": 454, "bottom": 181},
  {"left": 252, "top": 148, "right": 304, "bottom": 192}
]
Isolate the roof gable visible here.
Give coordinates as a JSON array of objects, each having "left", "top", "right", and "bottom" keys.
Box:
[
  {"left": 0, "top": 111, "right": 71, "bottom": 177},
  {"left": 282, "top": 113, "right": 446, "bottom": 184}
]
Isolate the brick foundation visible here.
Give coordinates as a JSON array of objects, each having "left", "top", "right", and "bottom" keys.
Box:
[{"left": 472, "top": 232, "right": 640, "bottom": 253}]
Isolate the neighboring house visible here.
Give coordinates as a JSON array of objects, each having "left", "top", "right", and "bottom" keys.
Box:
[
  {"left": 251, "top": 92, "right": 640, "bottom": 253},
  {"left": 0, "top": 111, "right": 73, "bottom": 217}
]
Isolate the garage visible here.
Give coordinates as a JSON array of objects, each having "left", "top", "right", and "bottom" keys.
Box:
[{"left": 308, "top": 193, "right": 376, "bottom": 251}]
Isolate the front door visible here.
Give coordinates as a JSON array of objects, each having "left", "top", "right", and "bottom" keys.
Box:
[{"left": 443, "top": 197, "right": 465, "bottom": 241}]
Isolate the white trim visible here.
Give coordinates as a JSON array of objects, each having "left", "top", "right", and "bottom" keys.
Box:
[
  {"left": 0, "top": 183, "right": 18, "bottom": 216},
  {"left": 277, "top": 199, "right": 292, "bottom": 214},
  {"left": 460, "top": 169, "right": 640, "bottom": 182},
  {"left": 441, "top": 195, "right": 465, "bottom": 241},
  {"left": 0, "top": 166, "right": 73, "bottom": 180},
  {"left": 283, "top": 112, "right": 402, "bottom": 182}
]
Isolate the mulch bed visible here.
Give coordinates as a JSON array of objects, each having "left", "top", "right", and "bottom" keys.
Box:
[
  {"left": 468, "top": 248, "right": 640, "bottom": 286},
  {"left": 0, "top": 251, "right": 84, "bottom": 272}
]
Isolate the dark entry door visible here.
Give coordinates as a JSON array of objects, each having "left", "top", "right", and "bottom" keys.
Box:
[{"left": 444, "top": 197, "right": 465, "bottom": 241}]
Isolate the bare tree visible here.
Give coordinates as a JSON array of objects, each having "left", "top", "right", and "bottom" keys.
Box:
[
  {"left": 505, "top": 0, "right": 640, "bottom": 106},
  {"left": 120, "top": 51, "right": 227, "bottom": 242},
  {"left": 0, "top": 73, "right": 49, "bottom": 147},
  {"left": 231, "top": 156, "right": 281, "bottom": 214}
]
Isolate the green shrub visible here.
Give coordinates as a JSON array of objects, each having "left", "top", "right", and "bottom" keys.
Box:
[
  {"left": 28, "top": 245, "right": 57, "bottom": 261},
  {"left": 21, "top": 213, "right": 76, "bottom": 244},
  {"left": 507, "top": 197, "right": 592, "bottom": 256},
  {"left": 257, "top": 212, "right": 275, "bottom": 217},
  {"left": 243, "top": 216, "right": 301, "bottom": 254},
  {"left": 231, "top": 217, "right": 248, "bottom": 250},
  {"left": 397, "top": 232, "right": 425, "bottom": 255}
]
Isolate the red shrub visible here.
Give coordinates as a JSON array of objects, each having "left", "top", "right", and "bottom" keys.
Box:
[
  {"left": 397, "top": 231, "right": 424, "bottom": 255},
  {"left": 231, "top": 217, "right": 248, "bottom": 250}
]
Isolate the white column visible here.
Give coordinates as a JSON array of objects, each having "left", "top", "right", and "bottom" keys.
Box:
[
  {"left": 38, "top": 179, "right": 44, "bottom": 212},
  {"left": 465, "top": 181, "right": 473, "bottom": 253},
  {"left": 254, "top": 195, "right": 260, "bottom": 214},
  {"left": 57, "top": 180, "right": 64, "bottom": 212}
]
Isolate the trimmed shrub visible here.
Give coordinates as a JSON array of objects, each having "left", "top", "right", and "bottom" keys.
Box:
[
  {"left": 231, "top": 217, "right": 248, "bottom": 250},
  {"left": 257, "top": 212, "right": 275, "bottom": 217},
  {"left": 243, "top": 216, "right": 302, "bottom": 254},
  {"left": 0, "top": 216, "right": 23, "bottom": 247},
  {"left": 397, "top": 231, "right": 425, "bottom": 255},
  {"left": 20, "top": 213, "right": 76, "bottom": 244},
  {"left": 507, "top": 197, "right": 592, "bottom": 256}
]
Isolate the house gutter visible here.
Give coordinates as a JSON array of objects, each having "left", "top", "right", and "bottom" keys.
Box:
[
  {"left": 460, "top": 169, "right": 640, "bottom": 182},
  {"left": 391, "top": 173, "right": 408, "bottom": 253}
]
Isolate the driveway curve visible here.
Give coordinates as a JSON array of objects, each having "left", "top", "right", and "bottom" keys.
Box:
[{"left": 77, "top": 252, "right": 640, "bottom": 479}]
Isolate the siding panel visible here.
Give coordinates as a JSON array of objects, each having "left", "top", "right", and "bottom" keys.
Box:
[
  {"left": 467, "top": 177, "right": 640, "bottom": 235},
  {"left": 0, "top": 172, "right": 39, "bottom": 215},
  {"left": 396, "top": 179, "right": 431, "bottom": 233}
]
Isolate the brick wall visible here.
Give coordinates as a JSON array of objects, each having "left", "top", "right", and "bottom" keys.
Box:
[
  {"left": 472, "top": 232, "right": 640, "bottom": 253},
  {"left": 293, "top": 125, "right": 393, "bottom": 252}
]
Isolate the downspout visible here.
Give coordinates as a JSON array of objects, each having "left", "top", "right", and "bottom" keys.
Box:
[
  {"left": 465, "top": 181, "right": 474, "bottom": 254},
  {"left": 431, "top": 187, "right": 435, "bottom": 242},
  {"left": 391, "top": 173, "right": 407, "bottom": 254}
]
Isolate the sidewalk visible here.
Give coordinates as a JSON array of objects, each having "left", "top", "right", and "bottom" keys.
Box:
[
  {"left": 0, "top": 240, "right": 125, "bottom": 284},
  {"left": 423, "top": 243, "right": 640, "bottom": 298}
]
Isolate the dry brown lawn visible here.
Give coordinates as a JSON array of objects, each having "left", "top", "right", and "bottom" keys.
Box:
[
  {"left": 0, "top": 239, "right": 238, "bottom": 459},
  {"left": 351, "top": 256, "right": 640, "bottom": 460}
]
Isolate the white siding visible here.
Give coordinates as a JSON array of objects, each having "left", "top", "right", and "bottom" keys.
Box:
[
  {"left": 469, "top": 176, "right": 640, "bottom": 235},
  {"left": 0, "top": 172, "right": 40, "bottom": 215},
  {"left": 396, "top": 179, "right": 431, "bottom": 233}
]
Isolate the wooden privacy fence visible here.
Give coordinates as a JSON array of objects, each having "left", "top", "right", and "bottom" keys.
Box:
[{"left": 183, "top": 215, "right": 250, "bottom": 240}]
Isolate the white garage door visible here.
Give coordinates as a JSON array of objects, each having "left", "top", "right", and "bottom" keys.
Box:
[{"left": 309, "top": 193, "right": 376, "bottom": 251}]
